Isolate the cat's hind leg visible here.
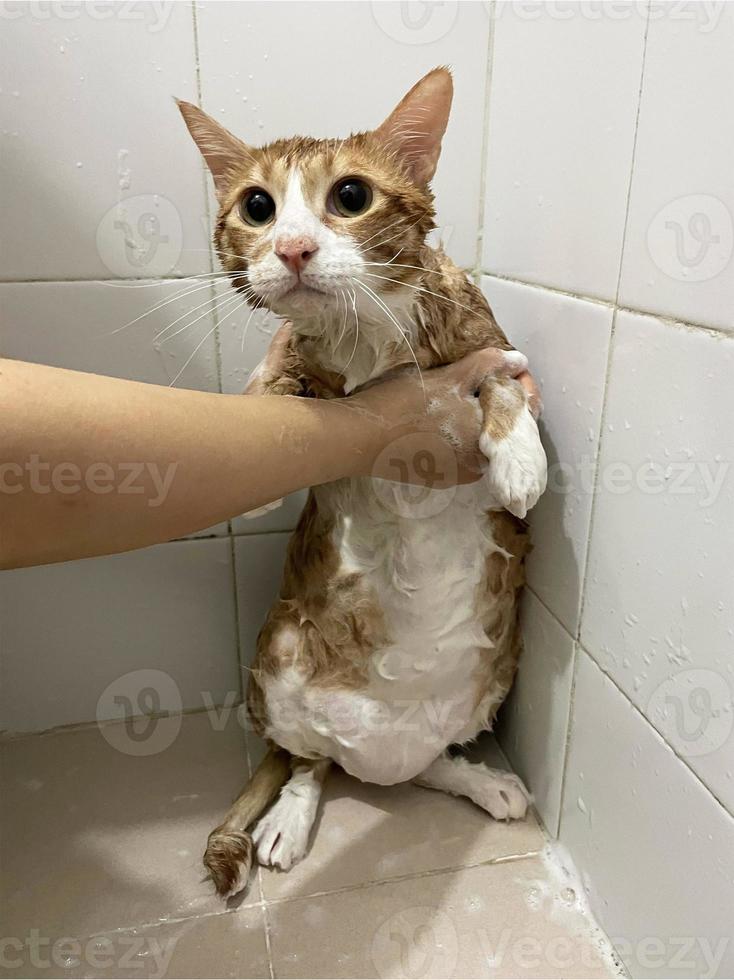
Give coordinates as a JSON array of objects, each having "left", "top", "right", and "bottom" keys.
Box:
[
  {"left": 252, "top": 757, "right": 331, "bottom": 870},
  {"left": 413, "top": 753, "right": 530, "bottom": 820}
]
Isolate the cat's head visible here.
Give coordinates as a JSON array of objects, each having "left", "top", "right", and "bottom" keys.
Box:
[{"left": 177, "top": 68, "right": 452, "bottom": 321}]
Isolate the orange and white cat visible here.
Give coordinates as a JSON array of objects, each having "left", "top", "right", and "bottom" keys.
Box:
[{"left": 178, "top": 67, "right": 547, "bottom": 896}]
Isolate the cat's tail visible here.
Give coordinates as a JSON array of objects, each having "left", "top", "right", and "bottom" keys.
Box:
[{"left": 204, "top": 744, "right": 291, "bottom": 896}]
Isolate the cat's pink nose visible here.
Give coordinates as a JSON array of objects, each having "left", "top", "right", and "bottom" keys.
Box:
[{"left": 275, "top": 235, "right": 319, "bottom": 275}]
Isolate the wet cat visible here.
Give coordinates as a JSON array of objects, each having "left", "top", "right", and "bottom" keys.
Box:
[{"left": 178, "top": 67, "right": 547, "bottom": 896}]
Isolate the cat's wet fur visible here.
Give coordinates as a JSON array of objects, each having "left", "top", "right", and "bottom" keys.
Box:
[{"left": 178, "top": 67, "right": 546, "bottom": 896}]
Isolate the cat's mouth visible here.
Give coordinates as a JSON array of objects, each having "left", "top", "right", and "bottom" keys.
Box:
[{"left": 283, "top": 281, "right": 327, "bottom": 298}]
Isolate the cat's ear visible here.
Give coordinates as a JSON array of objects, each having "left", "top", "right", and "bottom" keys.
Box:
[
  {"left": 176, "top": 99, "right": 250, "bottom": 198},
  {"left": 375, "top": 67, "right": 453, "bottom": 186}
]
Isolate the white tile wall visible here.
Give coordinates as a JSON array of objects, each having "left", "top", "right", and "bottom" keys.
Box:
[
  {"left": 618, "top": 4, "right": 734, "bottom": 330},
  {"left": 561, "top": 650, "right": 734, "bottom": 979},
  {"left": 482, "top": 2, "right": 647, "bottom": 299},
  {"left": 497, "top": 591, "right": 576, "bottom": 836},
  {"left": 3, "top": 4, "right": 733, "bottom": 973},
  {"left": 0, "top": 540, "right": 239, "bottom": 733},
  {"left": 195, "top": 0, "right": 491, "bottom": 270},
  {"left": 581, "top": 311, "right": 734, "bottom": 813},
  {"left": 478, "top": 4, "right": 734, "bottom": 969},
  {"left": 0, "top": 3, "right": 210, "bottom": 281},
  {"left": 482, "top": 276, "right": 612, "bottom": 634},
  {"left": 0, "top": 280, "right": 219, "bottom": 390}
]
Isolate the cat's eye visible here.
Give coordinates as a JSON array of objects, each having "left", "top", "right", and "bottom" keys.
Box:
[
  {"left": 240, "top": 188, "right": 276, "bottom": 226},
  {"left": 331, "top": 178, "right": 372, "bottom": 217}
]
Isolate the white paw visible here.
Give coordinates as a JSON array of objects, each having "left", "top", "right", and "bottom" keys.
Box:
[
  {"left": 480, "top": 405, "right": 547, "bottom": 518},
  {"left": 475, "top": 770, "right": 531, "bottom": 821},
  {"left": 251, "top": 791, "right": 315, "bottom": 870}
]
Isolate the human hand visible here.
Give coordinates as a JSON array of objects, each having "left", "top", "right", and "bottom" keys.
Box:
[{"left": 347, "top": 348, "right": 539, "bottom": 487}]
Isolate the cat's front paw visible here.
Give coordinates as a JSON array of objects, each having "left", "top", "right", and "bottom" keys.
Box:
[
  {"left": 480, "top": 404, "right": 547, "bottom": 518},
  {"left": 251, "top": 790, "right": 316, "bottom": 870}
]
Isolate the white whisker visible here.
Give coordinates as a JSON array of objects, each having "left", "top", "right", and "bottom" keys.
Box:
[
  {"left": 106, "top": 278, "right": 229, "bottom": 337},
  {"left": 351, "top": 278, "right": 424, "bottom": 398},
  {"left": 363, "top": 272, "right": 488, "bottom": 320},
  {"left": 161, "top": 289, "right": 242, "bottom": 347},
  {"left": 168, "top": 322, "right": 219, "bottom": 389},
  {"left": 342, "top": 288, "right": 360, "bottom": 374},
  {"left": 153, "top": 289, "right": 229, "bottom": 344},
  {"left": 240, "top": 296, "right": 267, "bottom": 353}
]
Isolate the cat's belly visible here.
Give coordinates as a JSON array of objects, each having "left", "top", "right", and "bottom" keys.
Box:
[{"left": 262, "top": 482, "right": 508, "bottom": 785}]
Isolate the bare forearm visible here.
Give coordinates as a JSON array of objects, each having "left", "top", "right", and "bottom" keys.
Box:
[{"left": 0, "top": 360, "right": 383, "bottom": 568}]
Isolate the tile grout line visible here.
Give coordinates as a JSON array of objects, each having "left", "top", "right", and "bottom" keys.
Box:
[
  {"left": 0, "top": 700, "right": 244, "bottom": 742},
  {"left": 557, "top": 2, "right": 651, "bottom": 839},
  {"left": 190, "top": 0, "right": 247, "bottom": 703},
  {"left": 5, "top": 272, "right": 729, "bottom": 340},
  {"left": 243, "top": 738, "right": 277, "bottom": 979},
  {"left": 577, "top": 642, "right": 734, "bottom": 822},
  {"left": 472, "top": 2, "right": 497, "bottom": 280},
  {"left": 261, "top": 848, "right": 544, "bottom": 910},
  {"left": 482, "top": 270, "right": 616, "bottom": 308},
  {"left": 526, "top": 584, "right": 576, "bottom": 641},
  {"left": 82, "top": 849, "right": 545, "bottom": 944},
  {"left": 261, "top": 898, "right": 276, "bottom": 980},
  {"left": 480, "top": 271, "right": 733, "bottom": 338},
  {"left": 575, "top": 4, "right": 652, "bottom": 645}
]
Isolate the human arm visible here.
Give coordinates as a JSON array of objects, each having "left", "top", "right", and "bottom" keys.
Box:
[{"left": 0, "top": 348, "right": 531, "bottom": 569}]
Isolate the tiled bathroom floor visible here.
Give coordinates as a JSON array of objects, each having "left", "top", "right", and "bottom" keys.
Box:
[{"left": 0, "top": 713, "right": 621, "bottom": 979}]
